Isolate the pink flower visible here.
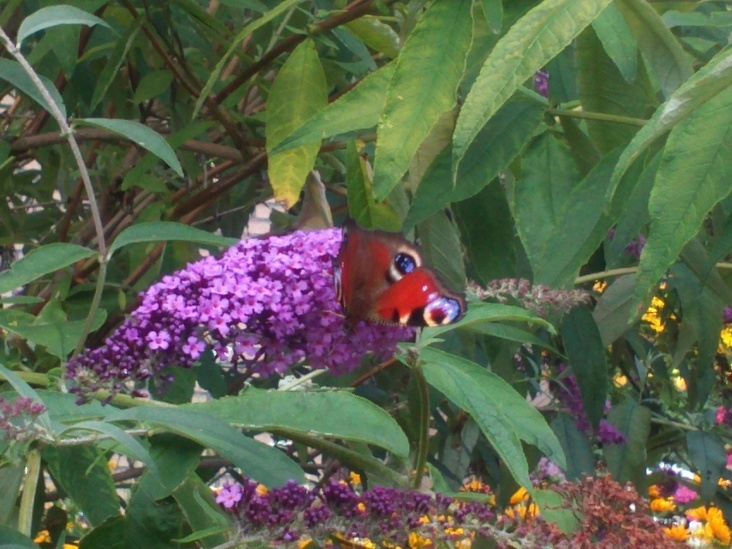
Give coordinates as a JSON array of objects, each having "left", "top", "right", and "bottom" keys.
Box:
[
  {"left": 216, "top": 482, "right": 243, "bottom": 509},
  {"left": 672, "top": 484, "right": 698, "bottom": 504}
]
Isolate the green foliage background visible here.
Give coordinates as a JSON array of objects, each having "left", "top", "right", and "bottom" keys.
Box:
[{"left": 0, "top": 0, "right": 730, "bottom": 546}]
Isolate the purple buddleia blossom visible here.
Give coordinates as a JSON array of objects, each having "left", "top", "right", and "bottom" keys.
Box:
[
  {"left": 553, "top": 365, "right": 625, "bottom": 446},
  {"left": 65, "top": 228, "right": 412, "bottom": 398},
  {"left": 534, "top": 69, "right": 550, "bottom": 97},
  {"left": 0, "top": 396, "right": 47, "bottom": 442},
  {"left": 723, "top": 306, "right": 732, "bottom": 324},
  {"left": 471, "top": 278, "right": 591, "bottom": 318}
]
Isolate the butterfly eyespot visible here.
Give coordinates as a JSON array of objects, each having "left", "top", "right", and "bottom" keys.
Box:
[
  {"left": 389, "top": 252, "right": 418, "bottom": 282},
  {"left": 424, "top": 297, "right": 463, "bottom": 327}
]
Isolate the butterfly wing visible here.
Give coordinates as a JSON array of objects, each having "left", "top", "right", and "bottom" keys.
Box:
[{"left": 335, "top": 222, "right": 465, "bottom": 326}]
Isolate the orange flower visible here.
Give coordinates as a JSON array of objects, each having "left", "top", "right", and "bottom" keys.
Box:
[
  {"left": 664, "top": 523, "right": 689, "bottom": 542},
  {"left": 649, "top": 497, "right": 675, "bottom": 513},
  {"left": 509, "top": 487, "right": 529, "bottom": 505},
  {"left": 707, "top": 507, "right": 731, "bottom": 545},
  {"left": 686, "top": 505, "right": 708, "bottom": 522}
]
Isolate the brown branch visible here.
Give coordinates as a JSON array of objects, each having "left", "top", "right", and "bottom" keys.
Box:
[{"left": 10, "top": 128, "right": 247, "bottom": 162}]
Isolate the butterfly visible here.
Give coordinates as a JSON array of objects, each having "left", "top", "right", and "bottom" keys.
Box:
[{"left": 334, "top": 221, "right": 466, "bottom": 327}]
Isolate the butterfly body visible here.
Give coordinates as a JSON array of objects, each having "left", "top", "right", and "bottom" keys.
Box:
[{"left": 334, "top": 222, "right": 466, "bottom": 327}]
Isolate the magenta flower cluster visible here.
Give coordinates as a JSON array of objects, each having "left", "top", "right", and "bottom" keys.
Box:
[
  {"left": 65, "top": 229, "right": 412, "bottom": 397},
  {"left": 0, "top": 396, "right": 47, "bottom": 442},
  {"left": 215, "top": 477, "right": 492, "bottom": 546}
]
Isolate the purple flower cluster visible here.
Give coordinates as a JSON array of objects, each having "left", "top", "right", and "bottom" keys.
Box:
[
  {"left": 215, "top": 476, "right": 497, "bottom": 546},
  {"left": 553, "top": 366, "right": 625, "bottom": 446},
  {"left": 716, "top": 405, "right": 732, "bottom": 426},
  {"left": 471, "top": 278, "right": 591, "bottom": 318},
  {"left": 531, "top": 456, "right": 567, "bottom": 486},
  {"left": 66, "top": 229, "right": 412, "bottom": 398},
  {"left": 607, "top": 227, "right": 647, "bottom": 260},
  {"left": 723, "top": 306, "right": 732, "bottom": 324},
  {"left": 0, "top": 396, "right": 47, "bottom": 442},
  {"left": 534, "top": 69, "right": 550, "bottom": 97}
]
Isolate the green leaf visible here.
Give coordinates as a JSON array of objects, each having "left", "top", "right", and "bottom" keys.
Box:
[
  {"left": 0, "top": 243, "right": 94, "bottom": 294},
  {"left": 186, "top": 389, "right": 410, "bottom": 460},
  {"left": 0, "top": 526, "right": 39, "bottom": 548},
  {"left": 172, "top": 476, "right": 229, "bottom": 547},
  {"left": 0, "top": 465, "right": 23, "bottom": 524},
  {"left": 17, "top": 5, "right": 112, "bottom": 44},
  {"left": 372, "top": 0, "right": 473, "bottom": 199},
  {"left": 479, "top": 0, "right": 504, "bottom": 34},
  {"left": 265, "top": 38, "right": 328, "bottom": 208},
  {"left": 421, "top": 348, "right": 566, "bottom": 487},
  {"left": 417, "top": 213, "right": 466, "bottom": 293},
  {"left": 614, "top": 0, "right": 692, "bottom": 97},
  {"left": 346, "top": 141, "right": 400, "bottom": 231},
  {"left": 551, "top": 413, "right": 595, "bottom": 481},
  {"left": 107, "top": 406, "right": 304, "bottom": 486},
  {"left": 78, "top": 516, "right": 126, "bottom": 549},
  {"left": 273, "top": 63, "right": 395, "bottom": 153},
  {"left": 107, "top": 221, "right": 236, "bottom": 258},
  {"left": 561, "top": 308, "right": 608, "bottom": 430},
  {"left": 406, "top": 94, "right": 544, "bottom": 230},
  {"left": 632, "top": 84, "right": 732, "bottom": 314},
  {"left": 90, "top": 16, "right": 145, "bottom": 110},
  {"left": 132, "top": 70, "right": 174, "bottom": 104},
  {"left": 512, "top": 133, "right": 581, "bottom": 284},
  {"left": 608, "top": 44, "right": 732, "bottom": 200},
  {"left": 0, "top": 307, "right": 106, "bottom": 360},
  {"left": 604, "top": 398, "right": 651, "bottom": 488},
  {"left": 534, "top": 489, "right": 580, "bottom": 534},
  {"left": 592, "top": 275, "right": 636, "bottom": 346},
  {"left": 0, "top": 59, "right": 67, "bottom": 119},
  {"left": 425, "top": 302, "right": 555, "bottom": 340},
  {"left": 37, "top": 390, "right": 110, "bottom": 423},
  {"left": 0, "top": 364, "right": 52, "bottom": 432},
  {"left": 44, "top": 446, "right": 120, "bottom": 526},
  {"left": 686, "top": 431, "right": 726, "bottom": 500},
  {"left": 453, "top": 0, "right": 613, "bottom": 170},
  {"left": 75, "top": 118, "right": 183, "bottom": 177},
  {"left": 137, "top": 437, "right": 201, "bottom": 501},
  {"left": 591, "top": 3, "right": 637, "bottom": 82},
  {"left": 576, "top": 26, "right": 656, "bottom": 154},
  {"left": 605, "top": 153, "right": 659, "bottom": 267},
  {"left": 60, "top": 421, "right": 158, "bottom": 479},
  {"left": 192, "top": 0, "right": 306, "bottom": 120},
  {"left": 344, "top": 16, "right": 400, "bottom": 59}
]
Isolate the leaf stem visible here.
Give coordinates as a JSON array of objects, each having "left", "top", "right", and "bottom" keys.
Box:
[
  {"left": 575, "top": 267, "right": 638, "bottom": 285},
  {"left": 412, "top": 366, "right": 430, "bottom": 490},
  {"left": 0, "top": 24, "right": 108, "bottom": 357},
  {"left": 18, "top": 448, "right": 42, "bottom": 536},
  {"left": 548, "top": 108, "right": 647, "bottom": 127}
]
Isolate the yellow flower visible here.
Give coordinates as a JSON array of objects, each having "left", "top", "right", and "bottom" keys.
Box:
[
  {"left": 650, "top": 497, "right": 676, "bottom": 513},
  {"left": 642, "top": 297, "right": 666, "bottom": 333},
  {"left": 255, "top": 484, "right": 268, "bottom": 496},
  {"left": 648, "top": 485, "right": 661, "bottom": 498},
  {"left": 408, "top": 532, "right": 431, "bottom": 548},
  {"left": 298, "top": 539, "right": 313, "bottom": 549},
  {"left": 461, "top": 477, "right": 488, "bottom": 493},
  {"left": 454, "top": 540, "right": 472, "bottom": 549},
  {"left": 34, "top": 530, "right": 51, "bottom": 543},
  {"left": 721, "top": 325, "right": 732, "bottom": 348},
  {"left": 504, "top": 502, "right": 539, "bottom": 520},
  {"left": 707, "top": 507, "right": 731, "bottom": 545},
  {"left": 357, "top": 502, "right": 366, "bottom": 513},
  {"left": 593, "top": 280, "right": 607, "bottom": 293},
  {"left": 664, "top": 523, "right": 689, "bottom": 542},
  {"left": 444, "top": 527, "right": 464, "bottom": 536},
  {"left": 613, "top": 373, "right": 628, "bottom": 387},
  {"left": 349, "top": 472, "right": 362, "bottom": 486},
  {"left": 509, "top": 487, "right": 529, "bottom": 505}
]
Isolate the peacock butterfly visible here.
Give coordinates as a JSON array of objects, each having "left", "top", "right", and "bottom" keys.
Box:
[{"left": 334, "top": 221, "right": 466, "bottom": 327}]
